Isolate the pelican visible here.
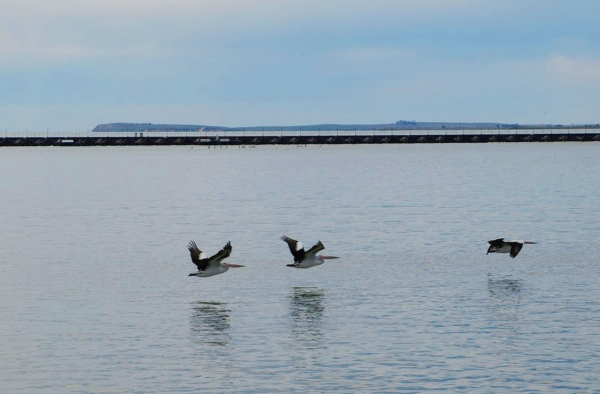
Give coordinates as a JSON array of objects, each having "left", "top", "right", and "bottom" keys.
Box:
[
  {"left": 281, "top": 235, "right": 339, "bottom": 268},
  {"left": 187, "top": 241, "right": 244, "bottom": 277},
  {"left": 486, "top": 238, "right": 536, "bottom": 258}
]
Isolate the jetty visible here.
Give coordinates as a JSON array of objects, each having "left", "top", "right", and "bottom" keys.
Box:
[{"left": 1, "top": 128, "right": 599, "bottom": 147}]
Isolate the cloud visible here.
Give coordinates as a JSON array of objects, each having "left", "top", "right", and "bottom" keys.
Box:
[
  {"left": 0, "top": 0, "right": 481, "bottom": 20},
  {"left": 543, "top": 55, "right": 600, "bottom": 87},
  {"left": 2, "top": 0, "right": 599, "bottom": 64},
  {"left": 1, "top": 1, "right": 600, "bottom": 129},
  {"left": 330, "top": 47, "right": 416, "bottom": 63}
]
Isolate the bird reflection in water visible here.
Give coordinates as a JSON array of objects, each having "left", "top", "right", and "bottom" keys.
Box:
[
  {"left": 289, "top": 287, "right": 326, "bottom": 349},
  {"left": 190, "top": 301, "right": 231, "bottom": 346},
  {"left": 487, "top": 274, "right": 525, "bottom": 342}
]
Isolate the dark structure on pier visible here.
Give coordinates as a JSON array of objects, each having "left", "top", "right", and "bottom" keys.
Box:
[{"left": 2, "top": 132, "right": 600, "bottom": 147}]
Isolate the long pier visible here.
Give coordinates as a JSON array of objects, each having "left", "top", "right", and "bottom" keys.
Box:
[{"left": 2, "top": 129, "right": 599, "bottom": 147}]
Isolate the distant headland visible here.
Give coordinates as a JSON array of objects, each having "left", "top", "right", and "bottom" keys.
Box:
[{"left": 92, "top": 121, "right": 600, "bottom": 132}]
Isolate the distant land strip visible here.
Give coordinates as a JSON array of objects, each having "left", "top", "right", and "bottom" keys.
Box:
[{"left": 92, "top": 121, "right": 600, "bottom": 132}]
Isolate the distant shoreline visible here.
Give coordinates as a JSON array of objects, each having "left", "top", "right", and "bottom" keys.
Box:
[{"left": 92, "top": 122, "right": 600, "bottom": 133}]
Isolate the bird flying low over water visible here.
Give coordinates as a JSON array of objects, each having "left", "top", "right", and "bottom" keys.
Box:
[
  {"left": 486, "top": 238, "right": 536, "bottom": 258},
  {"left": 281, "top": 235, "right": 339, "bottom": 268},
  {"left": 187, "top": 241, "right": 244, "bottom": 277}
]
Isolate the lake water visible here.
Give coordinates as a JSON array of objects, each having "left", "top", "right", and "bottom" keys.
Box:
[{"left": 1, "top": 143, "right": 599, "bottom": 393}]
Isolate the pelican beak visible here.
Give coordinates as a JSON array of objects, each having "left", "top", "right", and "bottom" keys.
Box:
[
  {"left": 319, "top": 255, "right": 340, "bottom": 260},
  {"left": 223, "top": 263, "right": 245, "bottom": 268}
]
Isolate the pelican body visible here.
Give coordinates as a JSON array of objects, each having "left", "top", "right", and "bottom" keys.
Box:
[
  {"left": 281, "top": 235, "right": 339, "bottom": 268},
  {"left": 187, "top": 241, "right": 244, "bottom": 277},
  {"left": 486, "top": 238, "right": 536, "bottom": 258}
]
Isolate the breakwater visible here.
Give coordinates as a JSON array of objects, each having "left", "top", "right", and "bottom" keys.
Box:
[{"left": 2, "top": 130, "right": 599, "bottom": 147}]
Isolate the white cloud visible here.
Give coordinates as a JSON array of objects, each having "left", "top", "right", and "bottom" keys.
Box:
[
  {"left": 1, "top": 0, "right": 597, "bottom": 63},
  {"left": 1, "top": 1, "right": 600, "bottom": 128},
  {"left": 0, "top": 0, "right": 481, "bottom": 19},
  {"left": 330, "top": 47, "right": 416, "bottom": 63},
  {"left": 543, "top": 55, "right": 600, "bottom": 87}
]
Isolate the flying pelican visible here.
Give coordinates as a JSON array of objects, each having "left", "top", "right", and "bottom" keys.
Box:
[
  {"left": 281, "top": 235, "right": 339, "bottom": 268},
  {"left": 486, "top": 238, "right": 536, "bottom": 258},
  {"left": 187, "top": 241, "right": 244, "bottom": 277}
]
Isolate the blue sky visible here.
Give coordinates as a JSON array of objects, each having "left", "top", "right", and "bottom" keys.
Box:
[{"left": 1, "top": 0, "right": 599, "bottom": 131}]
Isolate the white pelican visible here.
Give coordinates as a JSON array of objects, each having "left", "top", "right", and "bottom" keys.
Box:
[
  {"left": 187, "top": 241, "right": 244, "bottom": 277},
  {"left": 486, "top": 238, "right": 536, "bottom": 258},
  {"left": 281, "top": 235, "right": 339, "bottom": 268}
]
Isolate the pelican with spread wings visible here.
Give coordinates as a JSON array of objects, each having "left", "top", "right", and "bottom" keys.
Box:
[
  {"left": 281, "top": 235, "right": 339, "bottom": 269},
  {"left": 187, "top": 241, "right": 244, "bottom": 277},
  {"left": 486, "top": 238, "right": 536, "bottom": 258}
]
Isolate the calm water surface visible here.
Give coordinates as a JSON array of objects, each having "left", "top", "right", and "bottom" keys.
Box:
[{"left": 1, "top": 143, "right": 599, "bottom": 393}]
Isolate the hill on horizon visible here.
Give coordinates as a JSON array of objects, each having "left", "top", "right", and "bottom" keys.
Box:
[{"left": 91, "top": 121, "right": 574, "bottom": 132}]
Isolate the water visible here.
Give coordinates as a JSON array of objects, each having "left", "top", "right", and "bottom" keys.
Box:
[{"left": 1, "top": 143, "right": 599, "bottom": 393}]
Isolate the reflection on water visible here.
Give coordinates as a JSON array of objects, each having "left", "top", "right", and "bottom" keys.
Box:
[
  {"left": 289, "top": 287, "right": 325, "bottom": 348},
  {"left": 487, "top": 274, "right": 524, "bottom": 343},
  {"left": 189, "top": 301, "right": 231, "bottom": 346},
  {"left": 488, "top": 275, "right": 523, "bottom": 304}
]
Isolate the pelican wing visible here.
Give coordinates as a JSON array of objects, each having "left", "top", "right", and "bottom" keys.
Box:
[
  {"left": 304, "top": 241, "right": 325, "bottom": 260},
  {"left": 281, "top": 235, "right": 305, "bottom": 263},
  {"left": 508, "top": 242, "right": 523, "bottom": 258},
  {"left": 486, "top": 238, "right": 505, "bottom": 254},
  {"left": 188, "top": 240, "right": 209, "bottom": 270},
  {"left": 205, "top": 241, "right": 232, "bottom": 268},
  {"left": 487, "top": 238, "right": 505, "bottom": 247}
]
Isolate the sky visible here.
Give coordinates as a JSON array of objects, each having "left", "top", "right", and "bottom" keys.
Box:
[{"left": 1, "top": 0, "right": 599, "bottom": 132}]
